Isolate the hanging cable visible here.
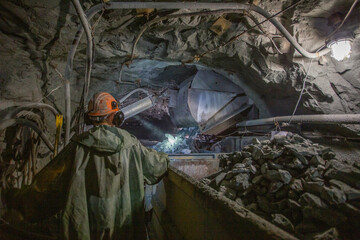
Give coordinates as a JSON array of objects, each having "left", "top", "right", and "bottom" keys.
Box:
[
  {"left": 70, "top": 0, "right": 95, "bottom": 138},
  {"left": 327, "top": 0, "right": 359, "bottom": 39},
  {"left": 288, "top": 46, "right": 325, "bottom": 125}
]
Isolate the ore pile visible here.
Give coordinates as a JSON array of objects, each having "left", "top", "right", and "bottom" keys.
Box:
[{"left": 205, "top": 133, "right": 360, "bottom": 240}]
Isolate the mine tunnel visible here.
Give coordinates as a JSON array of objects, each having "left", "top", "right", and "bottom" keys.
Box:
[{"left": 0, "top": 0, "right": 360, "bottom": 240}]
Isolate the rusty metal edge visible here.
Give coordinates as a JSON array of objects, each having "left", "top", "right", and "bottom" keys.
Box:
[{"left": 167, "top": 165, "right": 299, "bottom": 240}]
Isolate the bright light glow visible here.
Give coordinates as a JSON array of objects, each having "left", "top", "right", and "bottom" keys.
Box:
[
  {"left": 165, "top": 133, "right": 176, "bottom": 145},
  {"left": 330, "top": 40, "right": 352, "bottom": 61}
]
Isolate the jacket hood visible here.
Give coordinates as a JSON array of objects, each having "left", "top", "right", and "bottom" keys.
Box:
[{"left": 72, "top": 125, "right": 125, "bottom": 153}]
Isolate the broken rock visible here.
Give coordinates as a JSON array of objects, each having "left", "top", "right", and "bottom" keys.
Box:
[
  {"left": 230, "top": 173, "right": 250, "bottom": 191},
  {"left": 312, "top": 228, "right": 339, "bottom": 240},
  {"left": 320, "top": 186, "right": 347, "bottom": 205},
  {"left": 302, "top": 206, "right": 347, "bottom": 226},
  {"left": 289, "top": 179, "right": 303, "bottom": 193},
  {"left": 252, "top": 145, "right": 264, "bottom": 160},
  {"left": 310, "top": 155, "right": 326, "bottom": 166},
  {"left": 329, "top": 179, "right": 360, "bottom": 200},
  {"left": 271, "top": 214, "right": 294, "bottom": 233},
  {"left": 299, "top": 193, "right": 328, "bottom": 208},
  {"left": 268, "top": 181, "right": 284, "bottom": 193},
  {"left": 264, "top": 169, "right": 292, "bottom": 184},
  {"left": 303, "top": 181, "right": 324, "bottom": 195},
  {"left": 324, "top": 160, "right": 360, "bottom": 188},
  {"left": 215, "top": 172, "right": 226, "bottom": 186}
]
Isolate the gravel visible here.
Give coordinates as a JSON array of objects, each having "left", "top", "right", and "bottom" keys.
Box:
[{"left": 204, "top": 132, "right": 360, "bottom": 239}]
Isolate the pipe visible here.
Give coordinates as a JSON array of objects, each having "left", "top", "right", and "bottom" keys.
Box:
[
  {"left": 0, "top": 118, "right": 54, "bottom": 152},
  {"left": 119, "top": 88, "right": 151, "bottom": 103},
  {"left": 236, "top": 114, "right": 360, "bottom": 127},
  {"left": 64, "top": 2, "right": 331, "bottom": 144},
  {"left": 0, "top": 102, "right": 59, "bottom": 116},
  {"left": 69, "top": 0, "right": 94, "bottom": 143},
  {"left": 130, "top": 2, "right": 301, "bottom": 62},
  {"left": 64, "top": 79, "right": 71, "bottom": 145},
  {"left": 121, "top": 96, "right": 154, "bottom": 120}
]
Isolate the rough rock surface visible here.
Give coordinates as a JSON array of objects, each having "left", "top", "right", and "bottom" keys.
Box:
[
  {"left": 0, "top": 0, "right": 360, "bottom": 140},
  {"left": 205, "top": 132, "right": 360, "bottom": 239}
]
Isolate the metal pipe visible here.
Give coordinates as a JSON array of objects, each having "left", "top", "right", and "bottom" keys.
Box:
[
  {"left": 0, "top": 118, "right": 54, "bottom": 152},
  {"left": 69, "top": 0, "right": 94, "bottom": 144},
  {"left": 64, "top": 1, "right": 331, "bottom": 144},
  {"left": 64, "top": 79, "right": 71, "bottom": 145},
  {"left": 237, "top": 114, "right": 360, "bottom": 127},
  {"left": 121, "top": 96, "right": 154, "bottom": 120}
]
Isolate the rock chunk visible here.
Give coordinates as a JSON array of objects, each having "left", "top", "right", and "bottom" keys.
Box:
[
  {"left": 329, "top": 179, "right": 360, "bottom": 201},
  {"left": 230, "top": 173, "right": 250, "bottom": 191},
  {"left": 310, "top": 155, "right": 326, "bottom": 166},
  {"left": 299, "top": 193, "right": 328, "bottom": 208},
  {"left": 271, "top": 214, "right": 294, "bottom": 233},
  {"left": 215, "top": 172, "right": 226, "bottom": 186},
  {"left": 268, "top": 181, "right": 284, "bottom": 193},
  {"left": 312, "top": 228, "right": 339, "bottom": 240},
  {"left": 303, "top": 181, "right": 324, "bottom": 195},
  {"left": 204, "top": 132, "right": 360, "bottom": 238},
  {"left": 265, "top": 169, "right": 292, "bottom": 184},
  {"left": 302, "top": 206, "right": 347, "bottom": 226},
  {"left": 324, "top": 160, "right": 360, "bottom": 188},
  {"left": 320, "top": 186, "right": 347, "bottom": 205}
]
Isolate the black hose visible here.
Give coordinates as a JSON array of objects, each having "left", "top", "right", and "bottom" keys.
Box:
[{"left": 0, "top": 118, "right": 54, "bottom": 152}]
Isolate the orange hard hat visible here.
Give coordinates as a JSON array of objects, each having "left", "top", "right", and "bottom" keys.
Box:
[{"left": 87, "top": 92, "right": 120, "bottom": 117}]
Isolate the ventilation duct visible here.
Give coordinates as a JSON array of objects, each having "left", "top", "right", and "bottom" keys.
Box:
[{"left": 169, "top": 70, "right": 258, "bottom": 135}]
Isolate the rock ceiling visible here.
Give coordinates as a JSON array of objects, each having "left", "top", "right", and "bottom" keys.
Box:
[{"left": 0, "top": 0, "right": 359, "bottom": 138}]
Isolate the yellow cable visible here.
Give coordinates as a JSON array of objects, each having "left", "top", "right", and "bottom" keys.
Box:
[{"left": 54, "top": 114, "right": 63, "bottom": 157}]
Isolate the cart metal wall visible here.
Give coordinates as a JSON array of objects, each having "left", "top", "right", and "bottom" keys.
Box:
[{"left": 150, "top": 164, "right": 298, "bottom": 240}]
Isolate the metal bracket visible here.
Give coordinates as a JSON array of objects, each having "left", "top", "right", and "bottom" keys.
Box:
[{"left": 210, "top": 16, "right": 232, "bottom": 35}]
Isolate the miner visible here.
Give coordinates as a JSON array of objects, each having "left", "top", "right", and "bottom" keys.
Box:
[{"left": 5, "top": 92, "right": 169, "bottom": 240}]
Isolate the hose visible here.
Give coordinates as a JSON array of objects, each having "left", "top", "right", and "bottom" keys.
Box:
[
  {"left": 70, "top": 0, "right": 95, "bottom": 139},
  {"left": 64, "top": 1, "right": 332, "bottom": 145},
  {"left": 0, "top": 118, "right": 54, "bottom": 152},
  {"left": 119, "top": 88, "right": 151, "bottom": 103},
  {"left": 0, "top": 102, "right": 59, "bottom": 116},
  {"left": 236, "top": 114, "right": 360, "bottom": 127}
]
